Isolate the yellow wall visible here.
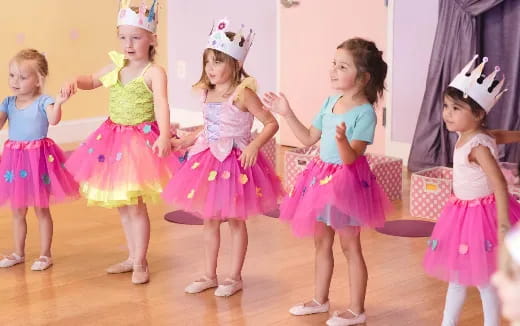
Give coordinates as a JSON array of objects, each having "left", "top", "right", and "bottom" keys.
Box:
[{"left": 0, "top": 1, "right": 168, "bottom": 121}]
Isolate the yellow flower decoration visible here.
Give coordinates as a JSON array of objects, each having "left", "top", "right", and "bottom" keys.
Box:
[
  {"left": 96, "top": 134, "right": 103, "bottom": 140},
  {"left": 208, "top": 171, "right": 218, "bottom": 181},
  {"left": 187, "top": 189, "right": 195, "bottom": 199},
  {"left": 48, "top": 155, "right": 55, "bottom": 163},
  {"left": 240, "top": 174, "right": 249, "bottom": 185},
  {"left": 191, "top": 162, "right": 200, "bottom": 169},
  {"left": 221, "top": 171, "right": 231, "bottom": 179},
  {"left": 319, "top": 175, "right": 333, "bottom": 185},
  {"left": 256, "top": 187, "right": 263, "bottom": 198}
]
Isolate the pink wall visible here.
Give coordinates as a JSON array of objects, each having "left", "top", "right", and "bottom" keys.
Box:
[
  {"left": 391, "top": 0, "right": 438, "bottom": 143},
  {"left": 279, "top": 1, "right": 388, "bottom": 154},
  {"left": 167, "top": 0, "right": 277, "bottom": 112}
]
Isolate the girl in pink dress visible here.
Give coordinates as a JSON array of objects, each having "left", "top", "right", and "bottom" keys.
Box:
[
  {"left": 424, "top": 56, "right": 520, "bottom": 326},
  {"left": 163, "top": 18, "right": 283, "bottom": 297},
  {"left": 0, "top": 49, "right": 78, "bottom": 271}
]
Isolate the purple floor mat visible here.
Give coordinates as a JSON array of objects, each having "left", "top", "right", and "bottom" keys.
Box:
[{"left": 375, "top": 219, "right": 435, "bottom": 238}]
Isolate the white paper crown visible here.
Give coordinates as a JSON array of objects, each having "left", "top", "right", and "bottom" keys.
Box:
[
  {"left": 117, "top": 0, "right": 158, "bottom": 33},
  {"left": 206, "top": 18, "right": 255, "bottom": 63},
  {"left": 449, "top": 55, "right": 507, "bottom": 113}
]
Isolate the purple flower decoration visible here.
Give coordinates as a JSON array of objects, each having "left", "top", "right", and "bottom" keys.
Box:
[
  {"left": 98, "top": 155, "right": 105, "bottom": 163},
  {"left": 485, "top": 240, "right": 493, "bottom": 252},
  {"left": 361, "top": 180, "right": 369, "bottom": 188},
  {"left": 42, "top": 174, "right": 51, "bottom": 185},
  {"left": 178, "top": 151, "right": 188, "bottom": 163}
]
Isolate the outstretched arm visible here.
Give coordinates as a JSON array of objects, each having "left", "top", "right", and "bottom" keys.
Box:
[
  {"left": 263, "top": 92, "right": 321, "bottom": 147},
  {"left": 489, "top": 130, "right": 520, "bottom": 145}
]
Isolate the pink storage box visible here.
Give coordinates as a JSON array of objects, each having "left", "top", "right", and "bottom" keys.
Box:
[
  {"left": 283, "top": 146, "right": 320, "bottom": 190},
  {"left": 365, "top": 153, "right": 403, "bottom": 201},
  {"left": 499, "top": 162, "right": 520, "bottom": 201},
  {"left": 410, "top": 167, "right": 453, "bottom": 220}
]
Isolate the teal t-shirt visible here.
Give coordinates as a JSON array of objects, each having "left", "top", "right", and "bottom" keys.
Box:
[{"left": 312, "top": 95, "right": 376, "bottom": 164}]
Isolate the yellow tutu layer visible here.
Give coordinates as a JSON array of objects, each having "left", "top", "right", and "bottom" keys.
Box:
[{"left": 80, "top": 181, "right": 164, "bottom": 208}]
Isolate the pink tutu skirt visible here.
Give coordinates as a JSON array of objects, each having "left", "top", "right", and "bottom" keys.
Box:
[
  {"left": 65, "top": 119, "right": 180, "bottom": 208},
  {"left": 280, "top": 156, "right": 392, "bottom": 237},
  {"left": 162, "top": 148, "right": 284, "bottom": 219},
  {"left": 0, "top": 138, "right": 79, "bottom": 208},
  {"left": 424, "top": 194, "right": 520, "bottom": 286}
]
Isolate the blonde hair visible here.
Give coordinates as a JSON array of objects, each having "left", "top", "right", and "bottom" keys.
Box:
[
  {"left": 12, "top": 48, "right": 48, "bottom": 90},
  {"left": 126, "top": 6, "right": 156, "bottom": 62},
  {"left": 193, "top": 32, "right": 249, "bottom": 90}
]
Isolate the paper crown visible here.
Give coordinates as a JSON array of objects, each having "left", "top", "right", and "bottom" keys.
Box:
[
  {"left": 206, "top": 18, "right": 254, "bottom": 63},
  {"left": 449, "top": 55, "right": 507, "bottom": 113},
  {"left": 117, "top": 0, "right": 159, "bottom": 33}
]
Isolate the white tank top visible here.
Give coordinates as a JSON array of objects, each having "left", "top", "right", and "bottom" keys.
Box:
[{"left": 452, "top": 133, "right": 498, "bottom": 200}]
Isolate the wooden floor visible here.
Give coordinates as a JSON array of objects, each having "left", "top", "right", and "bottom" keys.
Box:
[{"left": 0, "top": 145, "right": 507, "bottom": 326}]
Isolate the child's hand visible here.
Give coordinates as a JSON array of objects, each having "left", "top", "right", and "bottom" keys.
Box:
[
  {"left": 492, "top": 269, "right": 520, "bottom": 322},
  {"left": 55, "top": 91, "right": 70, "bottom": 106},
  {"left": 262, "top": 92, "right": 293, "bottom": 117},
  {"left": 170, "top": 123, "right": 180, "bottom": 136},
  {"left": 170, "top": 138, "right": 182, "bottom": 151},
  {"left": 336, "top": 122, "right": 348, "bottom": 142},
  {"left": 171, "top": 134, "right": 197, "bottom": 151},
  {"left": 60, "top": 80, "right": 78, "bottom": 99},
  {"left": 239, "top": 143, "right": 260, "bottom": 168},
  {"left": 152, "top": 135, "right": 171, "bottom": 158}
]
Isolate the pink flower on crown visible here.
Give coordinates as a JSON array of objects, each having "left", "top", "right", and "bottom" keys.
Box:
[{"left": 218, "top": 22, "right": 226, "bottom": 30}]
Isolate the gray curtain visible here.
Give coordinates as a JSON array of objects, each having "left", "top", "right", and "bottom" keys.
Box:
[
  {"left": 481, "top": 0, "right": 520, "bottom": 162},
  {"left": 408, "top": 0, "right": 504, "bottom": 171}
]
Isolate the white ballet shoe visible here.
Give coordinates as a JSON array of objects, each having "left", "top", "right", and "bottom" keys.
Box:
[
  {"left": 184, "top": 276, "right": 218, "bottom": 294},
  {"left": 31, "top": 256, "right": 53, "bottom": 271},
  {"left": 214, "top": 278, "right": 243, "bottom": 297},
  {"left": 326, "top": 309, "right": 367, "bottom": 326},
  {"left": 289, "top": 298, "right": 330, "bottom": 316},
  {"left": 0, "top": 253, "right": 24, "bottom": 268}
]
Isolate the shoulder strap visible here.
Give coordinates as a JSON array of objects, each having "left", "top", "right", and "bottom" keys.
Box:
[{"left": 227, "top": 77, "right": 257, "bottom": 104}]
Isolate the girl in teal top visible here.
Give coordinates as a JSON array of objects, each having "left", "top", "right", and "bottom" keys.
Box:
[{"left": 264, "top": 38, "right": 391, "bottom": 326}]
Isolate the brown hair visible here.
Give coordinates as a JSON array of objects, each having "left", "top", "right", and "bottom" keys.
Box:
[
  {"left": 193, "top": 32, "right": 249, "bottom": 90},
  {"left": 444, "top": 86, "right": 487, "bottom": 124},
  {"left": 337, "top": 38, "right": 387, "bottom": 104},
  {"left": 12, "top": 48, "right": 49, "bottom": 88}
]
